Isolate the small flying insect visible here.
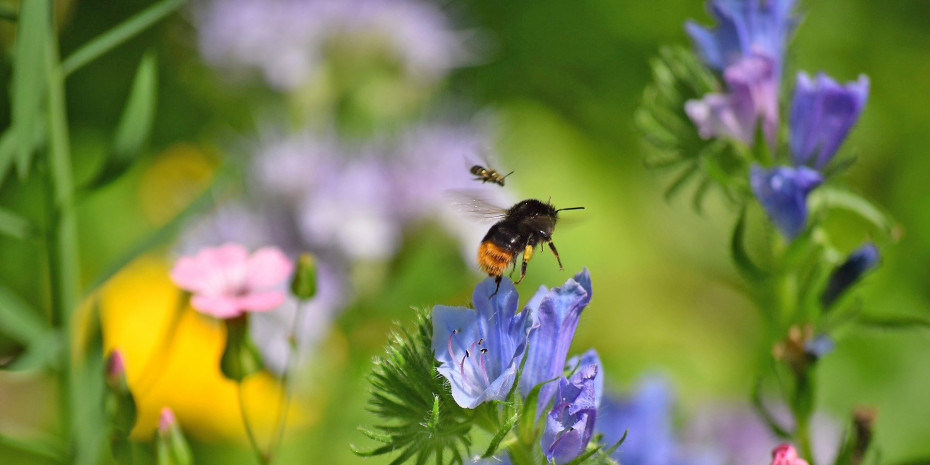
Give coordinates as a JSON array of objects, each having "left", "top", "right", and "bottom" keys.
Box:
[
  {"left": 470, "top": 197, "right": 584, "bottom": 297},
  {"left": 470, "top": 164, "right": 513, "bottom": 187}
]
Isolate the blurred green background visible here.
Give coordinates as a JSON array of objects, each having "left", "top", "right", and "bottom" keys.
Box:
[{"left": 2, "top": 0, "right": 930, "bottom": 463}]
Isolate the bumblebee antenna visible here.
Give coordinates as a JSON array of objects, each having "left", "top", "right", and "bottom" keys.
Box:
[
  {"left": 556, "top": 206, "right": 585, "bottom": 212},
  {"left": 502, "top": 170, "right": 514, "bottom": 179}
]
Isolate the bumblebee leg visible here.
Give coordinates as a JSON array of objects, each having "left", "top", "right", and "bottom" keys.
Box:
[
  {"left": 548, "top": 241, "right": 564, "bottom": 270},
  {"left": 489, "top": 276, "right": 503, "bottom": 298},
  {"left": 514, "top": 244, "right": 534, "bottom": 284}
]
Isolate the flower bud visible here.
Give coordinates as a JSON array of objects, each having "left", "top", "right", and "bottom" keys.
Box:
[
  {"left": 105, "top": 350, "right": 128, "bottom": 392},
  {"left": 821, "top": 243, "right": 880, "bottom": 308},
  {"left": 771, "top": 444, "right": 809, "bottom": 465},
  {"left": 290, "top": 253, "right": 317, "bottom": 300},
  {"left": 156, "top": 407, "right": 192, "bottom": 465}
]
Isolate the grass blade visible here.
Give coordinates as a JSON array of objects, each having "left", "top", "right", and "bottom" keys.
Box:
[
  {"left": 61, "top": 0, "right": 184, "bottom": 77},
  {"left": 11, "top": 0, "right": 49, "bottom": 178}
]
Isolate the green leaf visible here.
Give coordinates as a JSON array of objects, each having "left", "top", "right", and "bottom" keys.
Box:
[
  {"left": 0, "top": 285, "right": 49, "bottom": 344},
  {"left": 355, "top": 308, "right": 474, "bottom": 465},
  {"left": 481, "top": 414, "right": 518, "bottom": 458},
  {"left": 10, "top": 0, "right": 49, "bottom": 179},
  {"left": 855, "top": 315, "right": 930, "bottom": 333},
  {"left": 61, "top": 0, "right": 184, "bottom": 77},
  {"left": 518, "top": 378, "right": 557, "bottom": 446},
  {"left": 809, "top": 186, "right": 896, "bottom": 235},
  {"left": 88, "top": 52, "right": 158, "bottom": 189},
  {"left": 0, "top": 206, "right": 34, "bottom": 240},
  {"left": 731, "top": 209, "right": 768, "bottom": 281},
  {"left": 5, "top": 331, "right": 61, "bottom": 372}
]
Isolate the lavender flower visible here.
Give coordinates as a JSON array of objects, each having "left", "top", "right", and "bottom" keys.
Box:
[
  {"left": 821, "top": 242, "right": 880, "bottom": 307},
  {"left": 518, "top": 268, "right": 593, "bottom": 413},
  {"left": 790, "top": 72, "right": 870, "bottom": 170},
  {"left": 541, "top": 364, "right": 600, "bottom": 463},
  {"left": 685, "top": 53, "right": 778, "bottom": 145},
  {"left": 195, "top": 0, "right": 467, "bottom": 91},
  {"left": 431, "top": 277, "right": 533, "bottom": 409},
  {"left": 750, "top": 164, "right": 823, "bottom": 239},
  {"left": 685, "top": 0, "right": 797, "bottom": 74}
]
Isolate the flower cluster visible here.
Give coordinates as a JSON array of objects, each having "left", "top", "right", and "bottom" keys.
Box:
[
  {"left": 195, "top": 0, "right": 466, "bottom": 91},
  {"left": 685, "top": 0, "right": 870, "bottom": 240},
  {"left": 431, "top": 269, "right": 601, "bottom": 462}
]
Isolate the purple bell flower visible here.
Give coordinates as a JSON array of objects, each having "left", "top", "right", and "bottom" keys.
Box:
[
  {"left": 790, "top": 72, "right": 870, "bottom": 170},
  {"left": 541, "top": 363, "right": 600, "bottom": 463},
  {"left": 686, "top": 0, "right": 797, "bottom": 75},
  {"left": 750, "top": 164, "right": 823, "bottom": 239},
  {"left": 821, "top": 242, "right": 880, "bottom": 307},
  {"left": 518, "top": 268, "right": 593, "bottom": 414}
]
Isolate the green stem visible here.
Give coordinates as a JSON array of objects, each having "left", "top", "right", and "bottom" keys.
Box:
[
  {"left": 267, "top": 303, "right": 305, "bottom": 463},
  {"left": 797, "top": 413, "right": 814, "bottom": 465},
  {"left": 506, "top": 440, "right": 537, "bottom": 465},
  {"left": 45, "top": 12, "right": 80, "bottom": 459},
  {"left": 237, "top": 381, "right": 270, "bottom": 465}
]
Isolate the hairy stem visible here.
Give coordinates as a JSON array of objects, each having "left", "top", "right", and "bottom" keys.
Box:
[
  {"left": 237, "top": 381, "right": 270, "bottom": 465},
  {"left": 268, "top": 302, "right": 305, "bottom": 462}
]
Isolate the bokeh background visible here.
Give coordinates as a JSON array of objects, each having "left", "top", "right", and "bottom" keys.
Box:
[{"left": 1, "top": 0, "right": 929, "bottom": 463}]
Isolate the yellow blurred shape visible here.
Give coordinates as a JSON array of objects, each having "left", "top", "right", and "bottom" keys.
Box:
[
  {"left": 99, "top": 255, "right": 301, "bottom": 442},
  {"left": 138, "top": 143, "right": 216, "bottom": 225}
]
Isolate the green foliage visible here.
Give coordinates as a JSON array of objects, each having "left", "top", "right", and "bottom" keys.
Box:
[
  {"left": 86, "top": 52, "right": 159, "bottom": 190},
  {"left": 354, "top": 308, "right": 474, "bottom": 465},
  {"left": 10, "top": 0, "right": 49, "bottom": 179},
  {"left": 635, "top": 46, "right": 747, "bottom": 209}
]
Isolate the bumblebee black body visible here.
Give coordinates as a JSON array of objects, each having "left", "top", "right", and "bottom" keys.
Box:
[{"left": 477, "top": 199, "right": 576, "bottom": 297}]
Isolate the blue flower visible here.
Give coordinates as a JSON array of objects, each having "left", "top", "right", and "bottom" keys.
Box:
[
  {"left": 432, "top": 277, "right": 533, "bottom": 409},
  {"left": 597, "top": 377, "right": 714, "bottom": 465},
  {"left": 790, "top": 72, "right": 870, "bottom": 170},
  {"left": 519, "top": 268, "right": 593, "bottom": 413},
  {"left": 803, "top": 333, "right": 835, "bottom": 360},
  {"left": 750, "top": 164, "right": 823, "bottom": 239},
  {"left": 541, "top": 363, "right": 600, "bottom": 463},
  {"left": 820, "top": 242, "right": 880, "bottom": 307},
  {"left": 685, "top": 0, "right": 797, "bottom": 74}
]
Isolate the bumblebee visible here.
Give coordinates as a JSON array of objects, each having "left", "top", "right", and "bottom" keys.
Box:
[
  {"left": 477, "top": 199, "right": 583, "bottom": 296},
  {"left": 470, "top": 164, "right": 513, "bottom": 187}
]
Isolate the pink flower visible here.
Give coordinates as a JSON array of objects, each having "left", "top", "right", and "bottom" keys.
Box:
[
  {"left": 771, "top": 444, "right": 809, "bottom": 465},
  {"left": 170, "top": 243, "right": 294, "bottom": 318}
]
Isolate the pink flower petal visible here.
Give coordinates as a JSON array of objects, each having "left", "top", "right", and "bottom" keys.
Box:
[
  {"left": 245, "top": 247, "right": 294, "bottom": 290},
  {"left": 771, "top": 444, "right": 809, "bottom": 465},
  {"left": 191, "top": 295, "right": 244, "bottom": 319},
  {"left": 170, "top": 255, "right": 211, "bottom": 292},
  {"left": 236, "top": 291, "right": 286, "bottom": 312}
]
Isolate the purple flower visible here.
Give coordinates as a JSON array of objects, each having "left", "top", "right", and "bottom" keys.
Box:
[
  {"left": 518, "top": 268, "right": 593, "bottom": 413},
  {"left": 790, "top": 72, "right": 870, "bottom": 170},
  {"left": 685, "top": 53, "right": 779, "bottom": 145},
  {"left": 195, "top": 0, "right": 467, "bottom": 90},
  {"left": 686, "top": 0, "right": 797, "bottom": 75},
  {"left": 598, "top": 378, "right": 678, "bottom": 465},
  {"left": 821, "top": 242, "right": 880, "bottom": 307},
  {"left": 541, "top": 363, "right": 600, "bottom": 463},
  {"left": 432, "top": 277, "right": 533, "bottom": 409},
  {"left": 750, "top": 164, "right": 823, "bottom": 239}
]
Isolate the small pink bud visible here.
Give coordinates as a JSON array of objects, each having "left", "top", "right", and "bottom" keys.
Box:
[
  {"left": 106, "top": 350, "right": 127, "bottom": 387},
  {"left": 771, "top": 444, "right": 809, "bottom": 465},
  {"left": 159, "top": 407, "right": 177, "bottom": 434}
]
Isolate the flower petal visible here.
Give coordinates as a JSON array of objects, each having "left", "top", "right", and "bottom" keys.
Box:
[
  {"left": 236, "top": 291, "right": 287, "bottom": 312},
  {"left": 519, "top": 268, "right": 593, "bottom": 410},
  {"left": 191, "top": 295, "right": 244, "bottom": 319},
  {"left": 750, "top": 164, "right": 823, "bottom": 239},
  {"left": 790, "top": 72, "right": 869, "bottom": 169},
  {"left": 245, "top": 247, "right": 294, "bottom": 290}
]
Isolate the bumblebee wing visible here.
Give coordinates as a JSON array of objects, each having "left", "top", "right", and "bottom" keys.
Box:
[{"left": 445, "top": 189, "right": 508, "bottom": 222}]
